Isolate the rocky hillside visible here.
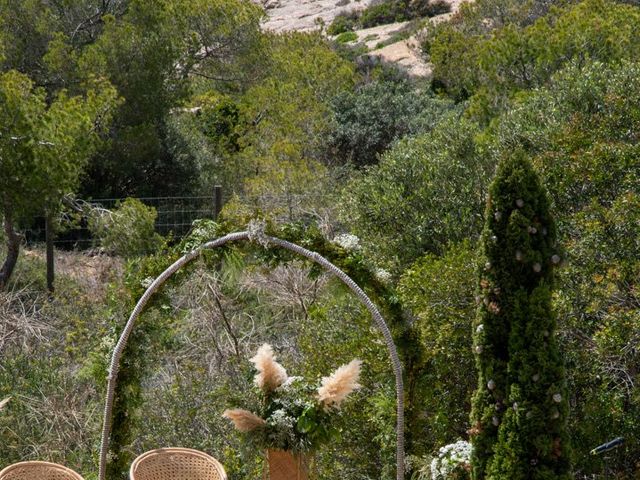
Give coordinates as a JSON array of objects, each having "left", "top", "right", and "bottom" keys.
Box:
[{"left": 253, "top": 0, "right": 470, "bottom": 77}]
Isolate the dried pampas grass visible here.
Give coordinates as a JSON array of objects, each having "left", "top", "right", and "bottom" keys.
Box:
[
  {"left": 250, "top": 343, "right": 288, "bottom": 392},
  {"left": 317, "top": 359, "right": 362, "bottom": 410},
  {"left": 222, "top": 408, "right": 266, "bottom": 432}
]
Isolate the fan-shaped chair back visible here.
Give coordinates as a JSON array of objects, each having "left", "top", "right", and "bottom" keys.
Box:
[
  {"left": 130, "top": 448, "right": 227, "bottom": 480},
  {"left": 0, "top": 461, "right": 84, "bottom": 480}
]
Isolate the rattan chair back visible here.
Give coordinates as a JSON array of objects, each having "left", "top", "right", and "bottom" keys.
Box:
[
  {"left": 0, "top": 461, "right": 84, "bottom": 480},
  {"left": 129, "top": 448, "right": 227, "bottom": 480}
]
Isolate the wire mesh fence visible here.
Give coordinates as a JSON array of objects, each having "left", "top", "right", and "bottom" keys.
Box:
[{"left": 25, "top": 193, "right": 222, "bottom": 250}]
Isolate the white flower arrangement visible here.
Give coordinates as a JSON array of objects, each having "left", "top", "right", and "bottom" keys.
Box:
[{"left": 223, "top": 344, "right": 362, "bottom": 452}]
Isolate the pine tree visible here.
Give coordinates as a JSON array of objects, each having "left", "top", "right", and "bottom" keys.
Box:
[{"left": 470, "top": 153, "right": 571, "bottom": 479}]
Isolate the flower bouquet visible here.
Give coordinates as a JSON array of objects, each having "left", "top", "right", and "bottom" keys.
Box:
[{"left": 223, "top": 344, "right": 362, "bottom": 480}]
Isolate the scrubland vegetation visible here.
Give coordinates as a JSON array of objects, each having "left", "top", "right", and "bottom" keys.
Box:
[{"left": 1, "top": 0, "right": 639, "bottom": 478}]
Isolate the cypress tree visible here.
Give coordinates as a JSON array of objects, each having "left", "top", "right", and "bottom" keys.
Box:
[{"left": 469, "top": 153, "right": 571, "bottom": 479}]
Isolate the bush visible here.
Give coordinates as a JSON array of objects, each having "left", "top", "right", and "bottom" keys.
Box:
[
  {"left": 328, "top": 75, "right": 455, "bottom": 167},
  {"left": 360, "top": 2, "right": 406, "bottom": 28},
  {"left": 329, "top": 0, "right": 445, "bottom": 34},
  {"left": 336, "top": 31, "right": 358, "bottom": 43},
  {"left": 89, "top": 198, "right": 164, "bottom": 258},
  {"left": 327, "top": 11, "right": 358, "bottom": 35},
  {"left": 398, "top": 242, "right": 477, "bottom": 448},
  {"left": 340, "top": 116, "right": 491, "bottom": 271},
  {"left": 410, "top": 0, "right": 451, "bottom": 17}
]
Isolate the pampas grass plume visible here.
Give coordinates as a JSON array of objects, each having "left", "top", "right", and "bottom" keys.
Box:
[
  {"left": 250, "top": 343, "right": 288, "bottom": 392},
  {"left": 318, "top": 359, "right": 362, "bottom": 410},
  {"left": 222, "top": 409, "right": 266, "bottom": 432}
]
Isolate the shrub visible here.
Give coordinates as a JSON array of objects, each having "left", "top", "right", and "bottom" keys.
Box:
[
  {"left": 339, "top": 116, "right": 490, "bottom": 271},
  {"left": 336, "top": 31, "right": 359, "bottom": 43},
  {"left": 410, "top": 0, "right": 451, "bottom": 17},
  {"left": 328, "top": 75, "right": 455, "bottom": 167},
  {"left": 89, "top": 198, "right": 164, "bottom": 258},
  {"left": 327, "top": 11, "right": 358, "bottom": 35},
  {"left": 398, "top": 242, "right": 477, "bottom": 448},
  {"left": 360, "top": 2, "right": 405, "bottom": 28}
]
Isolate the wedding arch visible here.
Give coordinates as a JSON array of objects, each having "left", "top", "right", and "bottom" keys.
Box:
[{"left": 98, "top": 224, "right": 405, "bottom": 480}]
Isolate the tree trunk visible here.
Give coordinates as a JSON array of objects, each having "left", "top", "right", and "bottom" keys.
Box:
[{"left": 0, "top": 212, "right": 22, "bottom": 290}]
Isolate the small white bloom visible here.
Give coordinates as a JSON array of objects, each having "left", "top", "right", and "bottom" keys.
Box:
[
  {"left": 279, "top": 376, "right": 303, "bottom": 389},
  {"left": 141, "top": 276, "right": 154, "bottom": 288},
  {"left": 374, "top": 268, "right": 392, "bottom": 283},
  {"left": 476, "top": 324, "right": 484, "bottom": 333},
  {"left": 551, "top": 254, "right": 561, "bottom": 265},
  {"left": 533, "top": 263, "right": 542, "bottom": 273},
  {"left": 516, "top": 199, "right": 524, "bottom": 208},
  {"left": 492, "top": 416, "right": 500, "bottom": 426},
  {"left": 487, "top": 380, "right": 496, "bottom": 390},
  {"left": 333, "top": 233, "right": 360, "bottom": 251},
  {"left": 553, "top": 393, "right": 562, "bottom": 403}
]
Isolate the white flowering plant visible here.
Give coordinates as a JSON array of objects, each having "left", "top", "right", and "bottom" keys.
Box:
[
  {"left": 429, "top": 440, "right": 472, "bottom": 480},
  {"left": 223, "top": 344, "right": 362, "bottom": 453}
]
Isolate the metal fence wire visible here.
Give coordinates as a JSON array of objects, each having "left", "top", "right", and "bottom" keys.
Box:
[{"left": 25, "top": 195, "right": 220, "bottom": 250}]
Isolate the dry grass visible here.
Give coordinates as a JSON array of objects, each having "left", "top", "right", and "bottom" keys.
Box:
[
  {"left": 23, "top": 248, "right": 123, "bottom": 298},
  {"left": 0, "top": 285, "right": 50, "bottom": 354}
]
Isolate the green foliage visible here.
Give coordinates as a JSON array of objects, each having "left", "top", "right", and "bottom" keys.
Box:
[
  {"left": 340, "top": 116, "right": 491, "bottom": 271},
  {"left": 427, "top": 0, "right": 640, "bottom": 119},
  {"left": 336, "top": 31, "right": 359, "bottom": 43},
  {"left": 177, "top": 31, "right": 356, "bottom": 219},
  {"left": 76, "top": 0, "right": 264, "bottom": 197},
  {"left": 328, "top": 75, "right": 455, "bottom": 166},
  {"left": 88, "top": 198, "right": 165, "bottom": 258},
  {"left": 398, "top": 242, "right": 477, "bottom": 448},
  {"left": 556, "top": 194, "right": 640, "bottom": 476},
  {"left": 0, "top": 69, "right": 118, "bottom": 286},
  {"left": 470, "top": 153, "right": 571, "bottom": 479},
  {"left": 0, "top": 70, "right": 117, "bottom": 219},
  {"left": 491, "top": 60, "right": 640, "bottom": 215},
  {"left": 360, "top": 2, "right": 406, "bottom": 28},
  {"left": 327, "top": 0, "right": 450, "bottom": 34},
  {"left": 327, "top": 11, "right": 358, "bottom": 35}
]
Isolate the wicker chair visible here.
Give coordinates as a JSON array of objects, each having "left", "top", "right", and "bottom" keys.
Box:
[
  {"left": 129, "top": 448, "right": 227, "bottom": 480},
  {"left": 0, "top": 461, "right": 84, "bottom": 480}
]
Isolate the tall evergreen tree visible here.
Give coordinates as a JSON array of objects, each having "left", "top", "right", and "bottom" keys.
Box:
[{"left": 470, "top": 153, "right": 571, "bottom": 479}]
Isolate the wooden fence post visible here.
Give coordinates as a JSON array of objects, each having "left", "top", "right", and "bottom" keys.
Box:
[
  {"left": 45, "top": 213, "right": 55, "bottom": 294},
  {"left": 214, "top": 185, "right": 222, "bottom": 220}
]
